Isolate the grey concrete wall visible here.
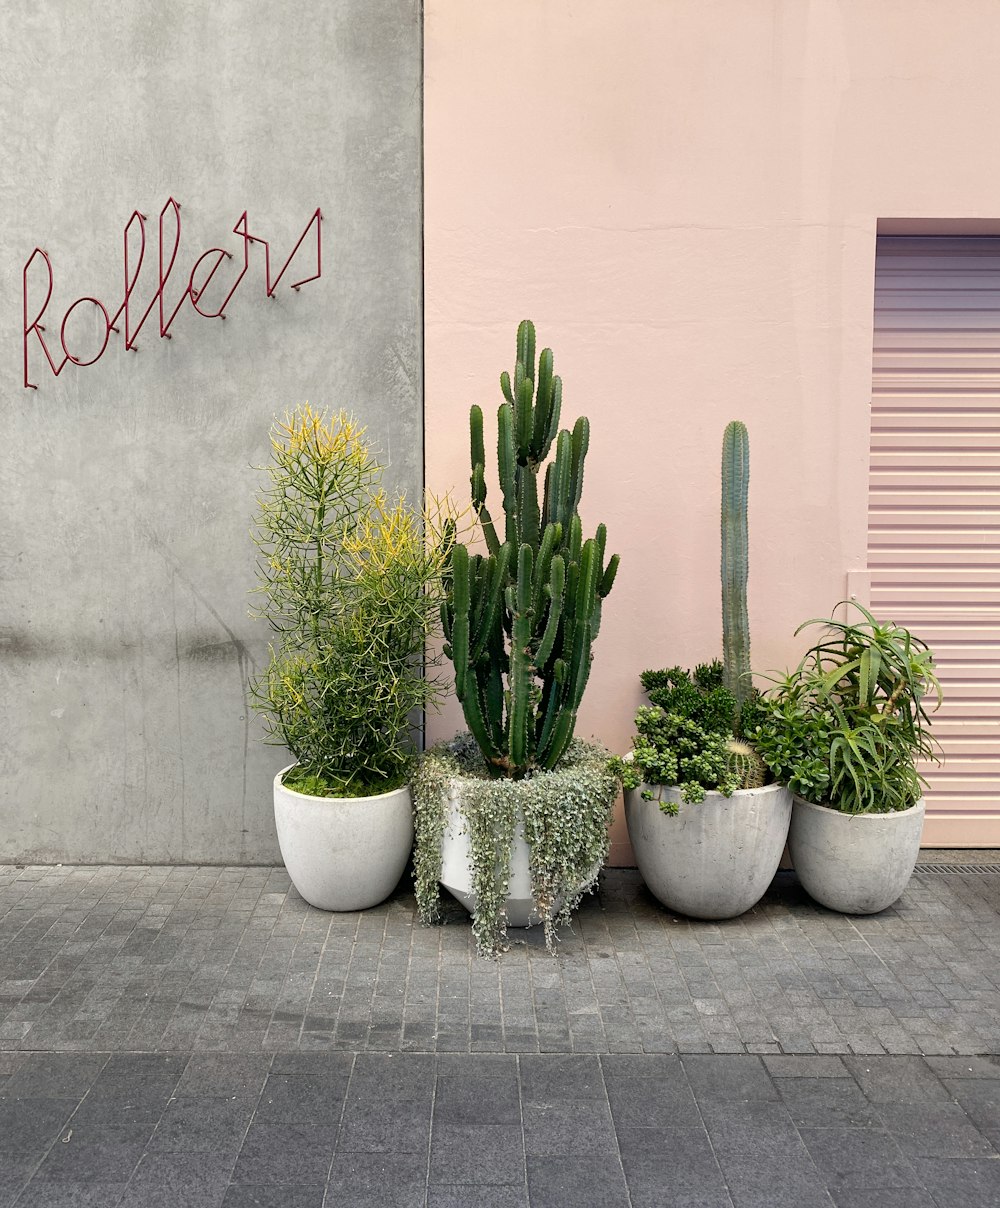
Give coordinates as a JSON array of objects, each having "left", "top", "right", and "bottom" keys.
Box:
[{"left": 0, "top": 0, "right": 423, "bottom": 862}]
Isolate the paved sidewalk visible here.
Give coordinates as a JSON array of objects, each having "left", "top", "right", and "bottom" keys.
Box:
[
  {"left": 1, "top": 862, "right": 1000, "bottom": 1206},
  {"left": 2, "top": 864, "right": 999, "bottom": 1057}
]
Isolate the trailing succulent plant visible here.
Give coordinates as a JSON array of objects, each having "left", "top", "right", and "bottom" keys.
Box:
[
  {"left": 441, "top": 320, "right": 620, "bottom": 779},
  {"left": 615, "top": 421, "right": 768, "bottom": 807},
  {"left": 412, "top": 734, "right": 619, "bottom": 958}
]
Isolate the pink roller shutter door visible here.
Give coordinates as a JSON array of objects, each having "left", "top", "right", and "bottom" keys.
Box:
[{"left": 870, "top": 235, "right": 1000, "bottom": 846}]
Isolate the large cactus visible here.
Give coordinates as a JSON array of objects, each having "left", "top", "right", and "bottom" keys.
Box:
[
  {"left": 721, "top": 420, "right": 751, "bottom": 709},
  {"left": 442, "top": 321, "right": 619, "bottom": 779}
]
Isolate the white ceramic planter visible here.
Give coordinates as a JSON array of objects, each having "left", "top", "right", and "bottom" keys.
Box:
[
  {"left": 438, "top": 782, "right": 600, "bottom": 928},
  {"left": 273, "top": 766, "right": 413, "bottom": 911},
  {"left": 788, "top": 795, "right": 925, "bottom": 914},
  {"left": 624, "top": 782, "right": 792, "bottom": 919}
]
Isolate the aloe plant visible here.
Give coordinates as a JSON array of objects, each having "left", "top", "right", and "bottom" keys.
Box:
[{"left": 442, "top": 321, "right": 619, "bottom": 779}]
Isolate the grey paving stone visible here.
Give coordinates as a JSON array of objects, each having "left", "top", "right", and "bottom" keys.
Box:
[
  {"left": 429, "top": 1124, "right": 524, "bottom": 1185},
  {"left": 606, "top": 1070, "right": 697, "bottom": 1130},
  {"left": 924, "top": 1054, "right": 1000, "bottom": 1078},
  {"left": 842, "top": 1056, "right": 950, "bottom": 1103},
  {"left": 229, "top": 1123, "right": 336, "bottom": 1185},
  {"left": 11, "top": 1180, "right": 128, "bottom": 1207},
  {"left": 906, "top": 1156, "right": 1000, "bottom": 1207},
  {"left": 682, "top": 1055, "right": 778, "bottom": 1102},
  {"left": 221, "top": 1185, "right": 324, "bottom": 1207},
  {"left": 118, "top": 1152, "right": 233, "bottom": 1208},
  {"left": 777, "top": 1078, "right": 880, "bottom": 1128},
  {"left": 940, "top": 1078, "right": 1000, "bottom": 1132},
  {"left": 526, "top": 1154, "right": 630, "bottom": 1208},
  {"left": 520, "top": 1055, "right": 605, "bottom": 1102},
  {"left": 828, "top": 1191, "right": 936, "bottom": 1208},
  {"left": 326, "top": 1152, "right": 428, "bottom": 1207},
  {"left": 876, "top": 1101, "right": 997, "bottom": 1158},
  {"left": 522, "top": 1101, "right": 618, "bottom": 1156},
  {"left": 148, "top": 1095, "right": 255, "bottom": 1154},
  {"left": 426, "top": 1187, "right": 529, "bottom": 1208},
  {"left": 618, "top": 1128, "right": 729, "bottom": 1203},
  {"left": 30, "top": 1124, "right": 150, "bottom": 1184},
  {"left": 434, "top": 1073, "right": 521, "bottom": 1124},
  {"left": 0, "top": 1096, "right": 78, "bottom": 1153},
  {"left": 174, "top": 1055, "right": 272, "bottom": 1100},
  {"left": 797, "top": 1127, "right": 920, "bottom": 1191},
  {"left": 253, "top": 1073, "right": 349, "bottom": 1125},
  {"left": 337, "top": 1097, "right": 431, "bottom": 1152},
  {"left": 4, "top": 1053, "right": 107, "bottom": 1098},
  {"left": 763, "top": 1055, "right": 848, "bottom": 1078}
]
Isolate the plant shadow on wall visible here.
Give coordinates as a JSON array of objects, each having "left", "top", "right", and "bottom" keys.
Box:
[
  {"left": 250, "top": 406, "right": 462, "bottom": 912},
  {"left": 749, "top": 602, "right": 942, "bottom": 914},
  {"left": 612, "top": 422, "right": 794, "bottom": 922},
  {"left": 412, "top": 321, "right": 621, "bottom": 959}
]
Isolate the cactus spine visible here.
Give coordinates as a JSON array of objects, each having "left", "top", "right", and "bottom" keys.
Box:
[
  {"left": 721, "top": 420, "right": 751, "bottom": 711},
  {"left": 444, "top": 321, "right": 619, "bottom": 779}
]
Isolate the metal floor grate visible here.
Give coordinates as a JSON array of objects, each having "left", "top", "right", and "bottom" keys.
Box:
[{"left": 913, "top": 863, "right": 1000, "bottom": 875}]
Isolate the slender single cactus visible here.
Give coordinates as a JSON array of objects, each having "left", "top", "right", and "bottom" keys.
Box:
[
  {"left": 442, "top": 321, "right": 619, "bottom": 778},
  {"left": 721, "top": 420, "right": 751, "bottom": 711}
]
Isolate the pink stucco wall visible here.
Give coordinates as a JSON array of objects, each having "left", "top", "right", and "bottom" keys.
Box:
[{"left": 423, "top": 0, "right": 1000, "bottom": 858}]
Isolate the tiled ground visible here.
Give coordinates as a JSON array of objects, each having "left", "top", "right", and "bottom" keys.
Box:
[
  {"left": 2, "top": 862, "right": 1000, "bottom": 1206},
  {"left": 1, "top": 1048, "right": 999, "bottom": 1207},
  {"left": 1, "top": 864, "right": 998, "bottom": 1057}
]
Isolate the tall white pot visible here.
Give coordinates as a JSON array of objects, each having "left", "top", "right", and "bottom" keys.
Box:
[
  {"left": 273, "top": 766, "right": 414, "bottom": 911},
  {"left": 625, "top": 782, "right": 792, "bottom": 919},
  {"left": 788, "top": 795, "right": 925, "bottom": 914}
]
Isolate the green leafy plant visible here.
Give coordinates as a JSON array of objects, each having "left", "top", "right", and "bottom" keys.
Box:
[
  {"left": 750, "top": 602, "right": 942, "bottom": 813},
  {"left": 441, "top": 319, "right": 619, "bottom": 778},
  {"left": 251, "top": 405, "right": 455, "bottom": 797},
  {"left": 413, "top": 734, "right": 618, "bottom": 958},
  {"left": 617, "top": 422, "right": 767, "bottom": 806},
  {"left": 612, "top": 662, "right": 764, "bottom": 807}
]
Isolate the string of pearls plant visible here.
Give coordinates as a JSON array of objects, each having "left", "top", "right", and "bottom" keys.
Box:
[{"left": 413, "top": 733, "right": 619, "bottom": 958}]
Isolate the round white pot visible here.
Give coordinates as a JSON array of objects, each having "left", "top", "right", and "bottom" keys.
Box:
[
  {"left": 438, "top": 781, "right": 600, "bottom": 929},
  {"left": 273, "top": 766, "right": 414, "bottom": 911},
  {"left": 788, "top": 795, "right": 925, "bottom": 914},
  {"left": 624, "top": 782, "right": 792, "bottom": 920},
  {"left": 440, "top": 795, "right": 541, "bottom": 928}
]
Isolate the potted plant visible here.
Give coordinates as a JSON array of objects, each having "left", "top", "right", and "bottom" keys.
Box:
[
  {"left": 251, "top": 405, "right": 453, "bottom": 911},
  {"left": 615, "top": 421, "right": 792, "bottom": 920},
  {"left": 750, "top": 602, "right": 941, "bottom": 914},
  {"left": 412, "top": 320, "right": 621, "bottom": 958}
]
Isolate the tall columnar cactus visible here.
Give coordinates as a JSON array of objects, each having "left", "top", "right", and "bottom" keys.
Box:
[
  {"left": 721, "top": 420, "right": 751, "bottom": 710},
  {"left": 442, "top": 321, "right": 619, "bottom": 779}
]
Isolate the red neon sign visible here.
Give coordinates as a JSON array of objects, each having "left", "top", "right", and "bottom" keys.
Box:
[{"left": 23, "top": 199, "right": 323, "bottom": 389}]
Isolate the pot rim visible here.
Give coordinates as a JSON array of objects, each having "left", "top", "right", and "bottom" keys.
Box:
[
  {"left": 791, "top": 793, "right": 925, "bottom": 820},
  {"left": 274, "top": 764, "right": 411, "bottom": 805}
]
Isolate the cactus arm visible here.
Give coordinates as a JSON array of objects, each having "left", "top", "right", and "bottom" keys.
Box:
[
  {"left": 721, "top": 420, "right": 751, "bottom": 707},
  {"left": 532, "top": 347, "right": 555, "bottom": 460},
  {"left": 516, "top": 319, "right": 535, "bottom": 387},
  {"left": 548, "top": 429, "right": 572, "bottom": 529},
  {"left": 464, "top": 670, "right": 503, "bottom": 769},
  {"left": 545, "top": 375, "right": 562, "bottom": 454},
  {"left": 569, "top": 416, "right": 590, "bottom": 511},
  {"left": 500, "top": 369, "right": 514, "bottom": 405},
  {"left": 450, "top": 544, "right": 472, "bottom": 703},
  {"left": 508, "top": 543, "right": 535, "bottom": 771},
  {"left": 517, "top": 465, "right": 540, "bottom": 551},
  {"left": 471, "top": 542, "right": 512, "bottom": 663},
  {"left": 533, "top": 554, "right": 565, "bottom": 669},
  {"left": 531, "top": 522, "right": 560, "bottom": 622},
  {"left": 516, "top": 373, "right": 534, "bottom": 459}
]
